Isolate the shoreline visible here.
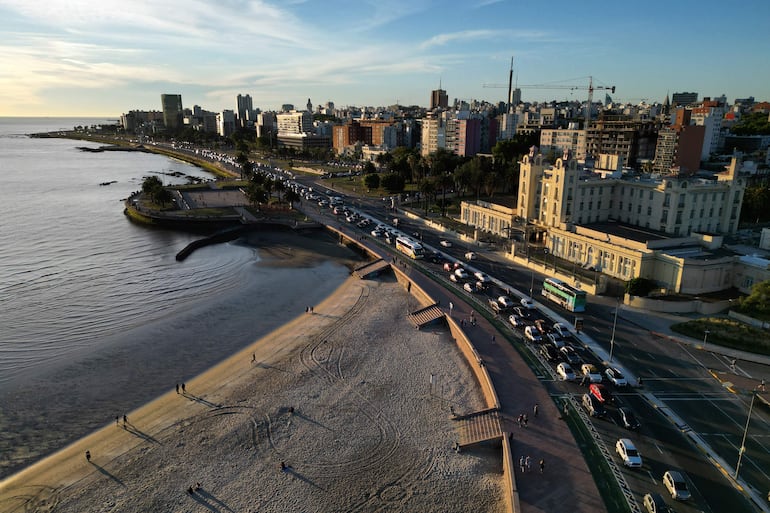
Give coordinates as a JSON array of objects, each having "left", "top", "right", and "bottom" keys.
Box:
[{"left": 0, "top": 275, "right": 501, "bottom": 513}]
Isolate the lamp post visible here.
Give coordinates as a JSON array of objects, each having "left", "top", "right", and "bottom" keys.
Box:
[
  {"left": 609, "top": 298, "right": 620, "bottom": 363},
  {"left": 703, "top": 329, "right": 710, "bottom": 345},
  {"left": 530, "top": 269, "right": 535, "bottom": 300},
  {"left": 734, "top": 392, "right": 757, "bottom": 479}
]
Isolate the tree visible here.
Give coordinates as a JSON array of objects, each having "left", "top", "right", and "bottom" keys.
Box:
[
  {"left": 731, "top": 112, "right": 770, "bottom": 136},
  {"left": 284, "top": 189, "right": 301, "bottom": 209},
  {"left": 141, "top": 175, "right": 164, "bottom": 194},
  {"left": 364, "top": 173, "right": 380, "bottom": 190},
  {"left": 245, "top": 182, "right": 267, "bottom": 208},
  {"left": 626, "top": 277, "right": 656, "bottom": 297},
  {"left": 740, "top": 184, "right": 770, "bottom": 223},
  {"left": 380, "top": 173, "right": 405, "bottom": 193},
  {"left": 363, "top": 161, "right": 376, "bottom": 174}
]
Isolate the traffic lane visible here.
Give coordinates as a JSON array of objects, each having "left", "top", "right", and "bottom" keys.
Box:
[{"left": 613, "top": 394, "right": 751, "bottom": 513}]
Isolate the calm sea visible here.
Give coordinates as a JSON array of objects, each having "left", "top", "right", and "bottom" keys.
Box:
[{"left": 0, "top": 117, "right": 352, "bottom": 478}]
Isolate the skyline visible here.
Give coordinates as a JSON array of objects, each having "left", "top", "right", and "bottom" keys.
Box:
[{"left": 2, "top": 0, "right": 769, "bottom": 117}]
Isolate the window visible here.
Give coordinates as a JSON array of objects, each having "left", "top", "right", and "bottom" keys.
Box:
[
  {"left": 664, "top": 193, "right": 670, "bottom": 207},
  {"left": 649, "top": 191, "right": 653, "bottom": 200},
  {"left": 619, "top": 201, "right": 623, "bottom": 210},
  {"left": 676, "top": 212, "right": 682, "bottom": 224},
  {"left": 637, "top": 205, "right": 642, "bottom": 214},
  {"left": 598, "top": 201, "right": 602, "bottom": 209},
  {"left": 690, "top": 210, "right": 695, "bottom": 219},
  {"left": 647, "top": 207, "right": 652, "bottom": 215},
  {"left": 661, "top": 210, "right": 668, "bottom": 222}
]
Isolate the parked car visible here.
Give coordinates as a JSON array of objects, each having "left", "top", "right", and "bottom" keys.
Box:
[
  {"left": 605, "top": 367, "right": 628, "bottom": 387},
  {"left": 589, "top": 383, "right": 612, "bottom": 404},
  {"left": 440, "top": 240, "right": 452, "bottom": 247},
  {"left": 557, "top": 362, "right": 576, "bottom": 381},
  {"left": 663, "top": 470, "right": 691, "bottom": 500},
  {"left": 520, "top": 297, "right": 536, "bottom": 309},
  {"left": 643, "top": 492, "right": 670, "bottom": 513},
  {"left": 524, "top": 325, "right": 543, "bottom": 343},
  {"left": 582, "top": 393, "right": 607, "bottom": 417},
  {"left": 581, "top": 364, "right": 603, "bottom": 383},
  {"left": 560, "top": 345, "right": 581, "bottom": 365},
  {"left": 615, "top": 438, "right": 643, "bottom": 468},
  {"left": 508, "top": 314, "right": 524, "bottom": 328},
  {"left": 618, "top": 407, "right": 640, "bottom": 430},
  {"left": 540, "top": 344, "right": 560, "bottom": 362}
]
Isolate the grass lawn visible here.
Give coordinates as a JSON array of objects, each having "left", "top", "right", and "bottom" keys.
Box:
[{"left": 670, "top": 317, "right": 770, "bottom": 356}]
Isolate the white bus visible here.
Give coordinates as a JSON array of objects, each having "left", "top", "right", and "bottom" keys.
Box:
[{"left": 395, "top": 237, "right": 425, "bottom": 259}]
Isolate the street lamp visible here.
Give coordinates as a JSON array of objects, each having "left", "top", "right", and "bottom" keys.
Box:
[
  {"left": 530, "top": 269, "right": 535, "bottom": 299},
  {"left": 734, "top": 392, "right": 757, "bottom": 479},
  {"left": 703, "top": 329, "right": 710, "bottom": 345},
  {"left": 609, "top": 298, "right": 620, "bottom": 363}
]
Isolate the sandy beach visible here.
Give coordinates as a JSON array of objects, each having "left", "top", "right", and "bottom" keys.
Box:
[{"left": 0, "top": 271, "right": 505, "bottom": 512}]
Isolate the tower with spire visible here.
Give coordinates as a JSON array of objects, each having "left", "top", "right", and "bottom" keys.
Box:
[{"left": 430, "top": 81, "right": 448, "bottom": 110}]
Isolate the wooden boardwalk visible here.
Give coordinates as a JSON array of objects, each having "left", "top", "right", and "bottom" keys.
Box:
[{"left": 407, "top": 304, "right": 445, "bottom": 329}]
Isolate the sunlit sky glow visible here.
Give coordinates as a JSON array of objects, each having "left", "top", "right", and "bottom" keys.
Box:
[{"left": 1, "top": 0, "right": 768, "bottom": 117}]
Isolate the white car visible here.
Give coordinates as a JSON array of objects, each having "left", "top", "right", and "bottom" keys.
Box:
[
  {"left": 605, "top": 367, "right": 628, "bottom": 387},
  {"left": 552, "top": 322, "right": 569, "bottom": 338},
  {"left": 663, "top": 470, "right": 691, "bottom": 500},
  {"left": 440, "top": 240, "right": 452, "bottom": 247},
  {"left": 474, "top": 271, "right": 490, "bottom": 283},
  {"left": 524, "top": 325, "right": 542, "bottom": 343},
  {"left": 497, "top": 296, "right": 515, "bottom": 309},
  {"left": 520, "top": 297, "right": 536, "bottom": 309},
  {"left": 581, "top": 364, "right": 602, "bottom": 383},
  {"left": 465, "top": 251, "right": 476, "bottom": 260},
  {"left": 454, "top": 268, "right": 469, "bottom": 279},
  {"left": 508, "top": 314, "right": 524, "bottom": 328},
  {"left": 615, "top": 438, "right": 643, "bottom": 468},
  {"left": 557, "top": 362, "right": 576, "bottom": 381},
  {"left": 463, "top": 282, "right": 475, "bottom": 293}
]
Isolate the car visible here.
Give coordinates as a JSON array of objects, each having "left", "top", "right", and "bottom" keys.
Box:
[
  {"left": 449, "top": 273, "right": 460, "bottom": 283},
  {"left": 524, "top": 325, "right": 542, "bottom": 343},
  {"left": 643, "top": 492, "right": 670, "bottom": 513},
  {"left": 443, "top": 262, "right": 454, "bottom": 272},
  {"left": 582, "top": 393, "right": 606, "bottom": 417},
  {"left": 615, "top": 438, "right": 643, "bottom": 467},
  {"left": 520, "top": 297, "right": 536, "bottom": 309},
  {"left": 454, "top": 268, "right": 469, "bottom": 279},
  {"left": 497, "top": 296, "right": 515, "bottom": 309},
  {"left": 560, "top": 345, "right": 581, "bottom": 365},
  {"left": 581, "top": 364, "right": 603, "bottom": 383},
  {"left": 663, "top": 470, "right": 691, "bottom": 500},
  {"left": 440, "top": 240, "right": 452, "bottom": 247},
  {"left": 508, "top": 314, "right": 524, "bottom": 327},
  {"left": 605, "top": 367, "right": 628, "bottom": 387},
  {"left": 465, "top": 251, "right": 476, "bottom": 260},
  {"left": 512, "top": 306, "right": 529, "bottom": 319},
  {"left": 474, "top": 271, "right": 490, "bottom": 283},
  {"left": 552, "top": 322, "right": 569, "bottom": 338},
  {"left": 332, "top": 206, "right": 344, "bottom": 215},
  {"left": 540, "top": 344, "right": 560, "bottom": 362},
  {"left": 557, "top": 362, "right": 576, "bottom": 381},
  {"left": 618, "top": 407, "right": 640, "bottom": 430},
  {"left": 488, "top": 298, "right": 502, "bottom": 312},
  {"left": 547, "top": 332, "right": 566, "bottom": 349},
  {"left": 463, "top": 283, "right": 476, "bottom": 293},
  {"left": 589, "top": 383, "right": 612, "bottom": 403},
  {"left": 428, "top": 252, "right": 445, "bottom": 264},
  {"left": 318, "top": 199, "right": 329, "bottom": 207},
  {"left": 371, "top": 229, "right": 384, "bottom": 237}
]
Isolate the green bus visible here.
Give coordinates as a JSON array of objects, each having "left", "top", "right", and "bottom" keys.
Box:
[{"left": 542, "top": 277, "right": 587, "bottom": 312}]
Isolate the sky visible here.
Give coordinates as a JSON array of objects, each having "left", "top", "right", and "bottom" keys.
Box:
[{"left": 1, "top": 0, "right": 769, "bottom": 117}]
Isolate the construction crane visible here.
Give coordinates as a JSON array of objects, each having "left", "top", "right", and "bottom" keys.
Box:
[{"left": 484, "top": 76, "right": 615, "bottom": 122}]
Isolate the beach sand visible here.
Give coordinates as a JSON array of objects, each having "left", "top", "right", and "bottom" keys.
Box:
[{"left": 0, "top": 274, "right": 505, "bottom": 512}]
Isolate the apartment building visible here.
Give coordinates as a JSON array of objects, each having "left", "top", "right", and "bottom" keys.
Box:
[
  {"left": 540, "top": 124, "right": 587, "bottom": 160},
  {"left": 585, "top": 115, "right": 658, "bottom": 166},
  {"left": 277, "top": 110, "right": 313, "bottom": 134},
  {"left": 160, "top": 94, "right": 183, "bottom": 130}
]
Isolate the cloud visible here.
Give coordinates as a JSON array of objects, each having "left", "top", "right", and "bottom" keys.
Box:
[{"left": 420, "top": 28, "right": 551, "bottom": 49}]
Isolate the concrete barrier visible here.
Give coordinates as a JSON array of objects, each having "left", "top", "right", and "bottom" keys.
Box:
[{"left": 502, "top": 433, "right": 521, "bottom": 513}]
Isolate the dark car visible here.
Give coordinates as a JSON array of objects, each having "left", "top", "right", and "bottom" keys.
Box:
[
  {"left": 618, "top": 407, "right": 640, "bottom": 430},
  {"left": 540, "top": 344, "right": 560, "bottom": 362}
]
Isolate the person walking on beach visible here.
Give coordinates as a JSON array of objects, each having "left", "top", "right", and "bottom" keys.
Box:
[
  {"left": 115, "top": 415, "right": 119, "bottom": 426},
  {"left": 181, "top": 383, "right": 186, "bottom": 393},
  {"left": 85, "top": 450, "right": 91, "bottom": 462},
  {"left": 176, "top": 383, "right": 179, "bottom": 394},
  {"left": 123, "top": 414, "right": 128, "bottom": 427}
]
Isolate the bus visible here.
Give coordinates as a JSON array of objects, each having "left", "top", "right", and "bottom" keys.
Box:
[
  {"left": 542, "top": 277, "right": 587, "bottom": 312},
  {"left": 395, "top": 237, "right": 425, "bottom": 259}
]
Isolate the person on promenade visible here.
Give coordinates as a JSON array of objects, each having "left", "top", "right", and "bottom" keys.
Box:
[
  {"left": 85, "top": 450, "right": 91, "bottom": 462},
  {"left": 533, "top": 403, "right": 539, "bottom": 417},
  {"left": 519, "top": 456, "right": 525, "bottom": 473},
  {"left": 525, "top": 455, "right": 531, "bottom": 472},
  {"left": 539, "top": 458, "right": 545, "bottom": 473}
]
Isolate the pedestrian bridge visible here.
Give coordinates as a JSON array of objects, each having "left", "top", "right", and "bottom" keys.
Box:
[{"left": 353, "top": 259, "right": 391, "bottom": 279}]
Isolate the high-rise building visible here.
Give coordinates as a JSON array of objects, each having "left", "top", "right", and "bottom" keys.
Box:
[
  {"left": 216, "top": 110, "right": 236, "bottom": 137},
  {"left": 430, "top": 88, "right": 448, "bottom": 110},
  {"left": 671, "top": 92, "right": 698, "bottom": 107},
  {"left": 236, "top": 94, "right": 253, "bottom": 125},
  {"left": 161, "top": 94, "right": 183, "bottom": 130},
  {"left": 277, "top": 110, "right": 313, "bottom": 134}
]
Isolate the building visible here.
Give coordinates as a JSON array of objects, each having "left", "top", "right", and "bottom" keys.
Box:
[
  {"left": 332, "top": 119, "right": 397, "bottom": 154},
  {"left": 236, "top": 94, "right": 253, "bottom": 127},
  {"left": 420, "top": 110, "right": 495, "bottom": 157},
  {"left": 691, "top": 101, "right": 726, "bottom": 159},
  {"left": 653, "top": 109, "right": 705, "bottom": 174},
  {"left": 672, "top": 92, "right": 698, "bottom": 106},
  {"left": 161, "top": 94, "right": 183, "bottom": 130},
  {"left": 460, "top": 150, "right": 747, "bottom": 294},
  {"left": 277, "top": 110, "right": 313, "bottom": 134},
  {"left": 585, "top": 114, "right": 658, "bottom": 166},
  {"left": 255, "top": 112, "right": 276, "bottom": 139},
  {"left": 540, "top": 124, "right": 587, "bottom": 160},
  {"left": 430, "top": 88, "right": 448, "bottom": 110},
  {"left": 216, "top": 110, "right": 236, "bottom": 137}
]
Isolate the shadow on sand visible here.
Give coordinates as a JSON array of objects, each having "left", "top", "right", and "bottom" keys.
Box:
[{"left": 89, "top": 462, "right": 125, "bottom": 487}]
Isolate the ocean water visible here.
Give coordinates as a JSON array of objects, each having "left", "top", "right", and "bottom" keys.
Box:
[{"left": 0, "top": 118, "right": 354, "bottom": 478}]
